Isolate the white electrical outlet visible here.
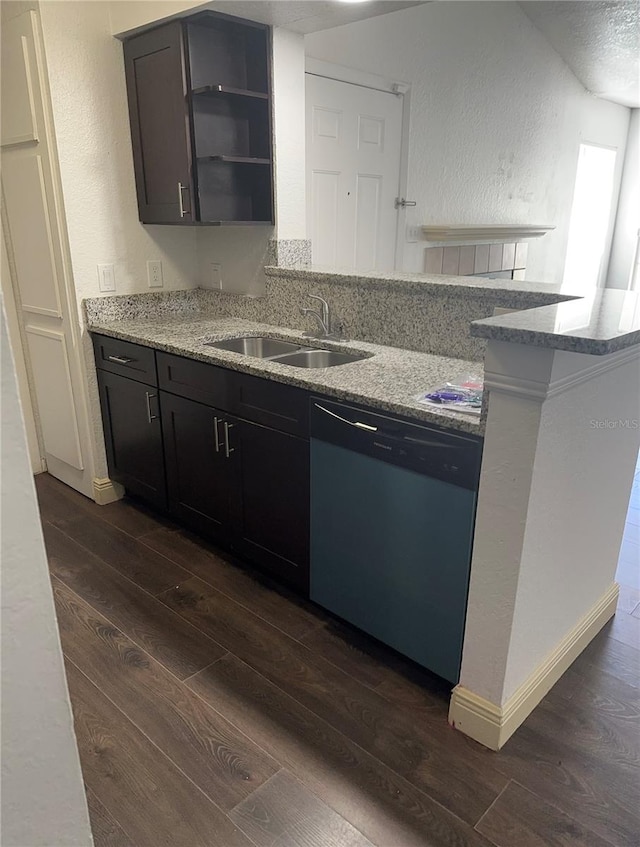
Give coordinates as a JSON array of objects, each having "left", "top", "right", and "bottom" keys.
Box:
[
  {"left": 406, "top": 225, "right": 422, "bottom": 244},
  {"left": 97, "top": 263, "right": 116, "bottom": 292},
  {"left": 147, "top": 260, "right": 163, "bottom": 288},
  {"left": 211, "top": 263, "right": 222, "bottom": 289}
]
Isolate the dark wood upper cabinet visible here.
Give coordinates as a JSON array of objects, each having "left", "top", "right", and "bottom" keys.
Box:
[
  {"left": 123, "top": 12, "right": 273, "bottom": 226},
  {"left": 123, "top": 22, "right": 194, "bottom": 224}
]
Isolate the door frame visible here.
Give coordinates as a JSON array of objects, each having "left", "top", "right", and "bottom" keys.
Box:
[{"left": 304, "top": 57, "right": 411, "bottom": 271}]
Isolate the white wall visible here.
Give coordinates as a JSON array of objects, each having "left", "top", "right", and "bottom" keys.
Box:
[
  {"left": 0, "top": 300, "right": 93, "bottom": 847},
  {"left": 272, "top": 27, "right": 307, "bottom": 241},
  {"left": 608, "top": 109, "right": 640, "bottom": 290},
  {"left": 305, "top": 1, "right": 630, "bottom": 284},
  {"left": 39, "top": 0, "right": 199, "bottom": 309},
  {"left": 40, "top": 4, "right": 307, "bottom": 302}
]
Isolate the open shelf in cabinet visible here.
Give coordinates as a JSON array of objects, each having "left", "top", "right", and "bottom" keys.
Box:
[{"left": 197, "top": 159, "right": 273, "bottom": 224}]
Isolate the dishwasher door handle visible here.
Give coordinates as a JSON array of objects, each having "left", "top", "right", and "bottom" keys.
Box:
[{"left": 313, "top": 403, "right": 378, "bottom": 432}]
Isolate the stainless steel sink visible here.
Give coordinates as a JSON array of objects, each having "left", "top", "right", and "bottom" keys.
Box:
[
  {"left": 204, "top": 335, "right": 370, "bottom": 368},
  {"left": 271, "top": 349, "right": 369, "bottom": 368},
  {"left": 204, "top": 336, "right": 300, "bottom": 357}
]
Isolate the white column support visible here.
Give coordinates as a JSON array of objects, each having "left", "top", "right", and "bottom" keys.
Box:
[{"left": 450, "top": 340, "right": 640, "bottom": 749}]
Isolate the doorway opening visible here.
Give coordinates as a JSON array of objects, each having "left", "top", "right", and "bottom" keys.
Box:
[{"left": 562, "top": 143, "right": 617, "bottom": 292}]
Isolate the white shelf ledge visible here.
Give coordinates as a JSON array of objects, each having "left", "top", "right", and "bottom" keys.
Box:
[{"left": 421, "top": 225, "right": 555, "bottom": 245}]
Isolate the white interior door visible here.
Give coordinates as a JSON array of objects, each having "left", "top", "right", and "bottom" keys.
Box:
[
  {"left": 306, "top": 73, "right": 403, "bottom": 271},
  {"left": 1, "top": 10, "right": 94, "bottom": 496}
]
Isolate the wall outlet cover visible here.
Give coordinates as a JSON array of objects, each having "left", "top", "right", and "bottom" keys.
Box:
[
  {"left": 147, "top": 259, "right": 163, "bottom": 288},
  {"left": 211, "top": 263, "right": 222, "bottom": 289}
]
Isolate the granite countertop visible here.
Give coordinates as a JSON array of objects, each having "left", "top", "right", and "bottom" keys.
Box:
[
  {"left": 470, "top": 288, "right": 640, "bottom": 355},
  {"left": 89, "top": 314, "right": 485, "bottom": 435},
  {"left": 265, "top": 265, "right": 577, "bottom": 308}
]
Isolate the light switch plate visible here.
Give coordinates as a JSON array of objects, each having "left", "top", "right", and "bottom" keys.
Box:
[{"left": 97, "top": 264, "right": 116, "bottom": 292}]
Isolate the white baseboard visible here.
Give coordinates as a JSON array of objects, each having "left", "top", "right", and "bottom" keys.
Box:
[
  {"left": 448, "top": 582, "right": 619, "bottom": 750},
  {"left": 92, "top": 477, "right": 124, "bottom": 505}
]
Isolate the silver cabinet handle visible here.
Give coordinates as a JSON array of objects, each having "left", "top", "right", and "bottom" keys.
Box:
[
  {"left": 223, "top": 421, "right": 235, "bottom": 458},
  {"left": 213, "top": 416, "right": 221, "bottom": 453},
  {"left": 145, "top": 392, "right": 158, "bottom": 423},
  {"left": 178, "top": 181, "right": 189, "bottom": 218},
  {"left": 107, "top": 355, "right": 134, "bottom": 365}
]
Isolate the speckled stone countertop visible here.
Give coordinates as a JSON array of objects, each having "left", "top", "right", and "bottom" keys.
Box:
[
  {"left": 265, "top": 265, "right": 578, "bottom": 308},
  {"left": 89, "top": 314, "right": 485, "bottom": 435},
  {"left": 471, "top": 288, "right": 640, "bottom": 354}
]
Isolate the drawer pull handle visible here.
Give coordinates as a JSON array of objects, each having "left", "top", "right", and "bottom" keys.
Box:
[
  {"left": 107, "top": 355, "right": 134, "bottom": 365},
  {"left": 145, "top": 392, "right": 158, "bottom": 423},
  {"left": 224, "top": 421, "right": 235, "bottom": 458},
  {"left": 213, "top": 417, "right": 221, "bottom": 453},
  {"left": 178, "top": 181, "right": 190, "bottom": 218}
]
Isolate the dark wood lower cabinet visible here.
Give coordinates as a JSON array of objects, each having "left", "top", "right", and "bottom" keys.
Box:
[
  {"left": 160, "top": 391, "right": 310, "bottom": 591},
  {"left": 235, "top": 419, "right": 310, "bottom": 592},
  {"left": 94, "top": 337, "right": 311, "bottom": 592},
  {"left": 97, "top": 371, "right": 166, "bottom": 510},
  {"left": 161, "top": 392, "right": 233, "bottom": 540}
]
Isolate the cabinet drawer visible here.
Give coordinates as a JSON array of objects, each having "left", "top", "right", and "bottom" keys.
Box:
[
  {"left": 93, "top": 334, "right": 157, "bottom": 386},
  {"left": 157, "top": 351, "right": 231, "bottom": 409},
  {"left": 233, "top": 372, "right": 308, "bottom": 437}
]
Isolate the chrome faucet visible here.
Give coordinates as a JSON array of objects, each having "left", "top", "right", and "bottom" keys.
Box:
[{"left": 299, "top": 294, "right": 345, "bottom": 340}]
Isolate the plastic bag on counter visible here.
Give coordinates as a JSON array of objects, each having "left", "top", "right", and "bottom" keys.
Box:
[{"left": 416, "top": 373, "right": 483, "bottom": 415}]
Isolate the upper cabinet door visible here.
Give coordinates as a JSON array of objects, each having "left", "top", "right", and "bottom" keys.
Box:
[{"left": 123, "top": 22, "right": 194, "bottom": 224}]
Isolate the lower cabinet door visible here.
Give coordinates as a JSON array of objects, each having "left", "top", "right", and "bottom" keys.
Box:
[
  {"left": 97, "top": 370, "right": 166, "bottom": 509},
  {"left": 235, "top": 418, "right": 310, "bottom": 592},
  {"left": 161, "top": 391, "right": 232, "bottom": 539}
]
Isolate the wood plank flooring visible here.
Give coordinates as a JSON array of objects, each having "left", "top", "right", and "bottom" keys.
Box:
[{"left": 37, "top": 472, "right": 640, "bottom": 847}]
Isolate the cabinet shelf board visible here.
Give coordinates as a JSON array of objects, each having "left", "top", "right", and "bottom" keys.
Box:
[
  {"left": 197, "top": 155, "right": 271, "bottom": 165},
  {"left": 192, "top": 84, "right": 269, "bottom": 100}
]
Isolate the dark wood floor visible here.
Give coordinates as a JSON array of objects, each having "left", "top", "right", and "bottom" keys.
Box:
[{"left": 36, "top": 473, "right": 639, "bottom": 847}]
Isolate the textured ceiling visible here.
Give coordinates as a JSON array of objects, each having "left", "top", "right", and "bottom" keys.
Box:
[
  {"left": 199, "top": 1, "right": 423, "bottom": 34},
  {"left": 205, "top": 1, "right": 638, "bottom": 107},
  {"left": 520, "top": 1, "right": 640, "bottom": 108}
]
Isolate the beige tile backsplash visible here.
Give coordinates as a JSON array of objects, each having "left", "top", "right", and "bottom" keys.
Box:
[
  {"left": 442, "top": 246, "right": 460, "bottom": 275},
  {"left": 459, "top": 245, "right": 476, "bottom": 276},
  {"left": 425, "top": 247, "right": 444, "bottom": 274},
  {"left": 425, "top": 241, "right": 527, "bottom": 279},
  {"left": 474, "top": 244, "right": 490, "bottom": 274},
  {"left": 502, "top": 242, "right": 516, "bottom": 271}
]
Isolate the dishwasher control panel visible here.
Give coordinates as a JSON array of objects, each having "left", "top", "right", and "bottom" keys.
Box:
[{"left": 310, "top": 398, "right": 483, "bottom": 491}]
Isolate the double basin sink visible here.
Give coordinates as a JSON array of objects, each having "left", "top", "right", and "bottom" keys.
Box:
[{"left": 204, "top": 336, "right": 370, "bottom": 368}]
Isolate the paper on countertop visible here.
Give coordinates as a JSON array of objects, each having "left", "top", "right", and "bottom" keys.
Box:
[{"left": 416, "top": 373, "right": 483, "bottom": 415}]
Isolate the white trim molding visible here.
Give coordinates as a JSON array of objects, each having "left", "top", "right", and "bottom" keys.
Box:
[
  {"left": 421, "top": 225, "right": 554, "bottom": 245},
  {"left": 92, "top": 477, "right": 124, "bottom": 505},
  {"left": 484, "top": 344, "right": 640, "bottom": 403},
  {"left": 449, "top": 582, "right": 619, "bottom": 750}
]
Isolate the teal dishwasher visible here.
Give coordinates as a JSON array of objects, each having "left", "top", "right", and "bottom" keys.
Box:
[{"left": 310, "top": 397, "right": 482, "bottom": 684}]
